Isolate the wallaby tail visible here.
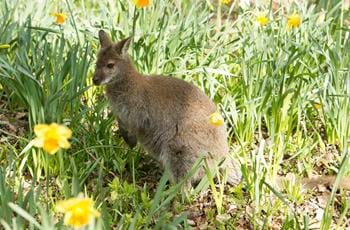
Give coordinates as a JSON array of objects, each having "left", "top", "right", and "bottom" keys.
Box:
[
  {"left": 276, "top": 175, "right": 350, "bottom": 190},
  {"left": 300, "top": 176, "right": 350, "bottom": 190}
]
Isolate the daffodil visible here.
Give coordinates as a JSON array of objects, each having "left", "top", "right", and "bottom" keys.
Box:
[
  {"left": 56, "top": 195, "right": 100, "bottom": 228},
  {"left": 287, "top": 13, "right": 301, "bottom": 28},
  {"left": 0, "top": 44, "right": 10, "bottom": 49},
  {"left": 133, "top": 0, "right": 150, "bottom": 8},
  {"left": 256, "top": 14, "right": 269, "bottom": 27},
  {"left": 209, "top": 112, "right": 224, "bottom": 126},
  {"left": 51, "top": 12, "right": 68, "bottom": 25},
  {"left": 221, "top": 0, "right": 232, "bottom": 4},
  {"left": 314, "top": 103, "right": 322, "bottom": 110},
  {"left": 32, "top": 123, "right": 72, "bottom": 154}
]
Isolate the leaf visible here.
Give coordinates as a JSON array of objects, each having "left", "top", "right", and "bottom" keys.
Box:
[{"left": 7, "top": 202, "right": 42, "bottom": 229}]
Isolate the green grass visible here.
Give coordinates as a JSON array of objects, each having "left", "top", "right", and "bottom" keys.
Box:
[{"left": 0, "top": 0, "right": 350, "bottom": 229}]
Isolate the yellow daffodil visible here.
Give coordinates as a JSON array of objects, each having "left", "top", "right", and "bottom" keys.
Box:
[
  {"left": 32, "top": 123, "right": 72, "bottom": 155},
  {"left": 0, "top": 44, "right": 10, "bottom": 49},
  {"left": 256, "top": 14, "right": 269, "bottom": 27},
  {"left": 287, "top": 13, "right": 301, "bottom": 28},
  {"left": 133, "top": 0, "right": 150, "bottom": 8},
  {"left": 221, "top": 0, "right": 232, "bottom": 4},
  {"left": 51, "top": 12, "right": 68, "bottom": 25},
  {"left": 209, "top": 112, "right": 224, "bottom": 126},
  {"left": 314, "top": 103, "right": 322, "bottom": 110},
  {"left": 56, "top": 195, "right": 100, "bottom": 228}
]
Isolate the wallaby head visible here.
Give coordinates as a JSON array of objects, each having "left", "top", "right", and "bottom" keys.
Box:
[{"left": 93, "top": 30, "right": 133, "bottom": 86}]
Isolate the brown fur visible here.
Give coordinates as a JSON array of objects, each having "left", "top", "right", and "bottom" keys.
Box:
[
  {"left": 300, "top": 176, "right": 350, "bottom": 190},
  {"left": 276, "top": 175, "right": 350, "bottom": 190},
  {"left": 93, "top": 30, "right": 241, "bottom": 186}
]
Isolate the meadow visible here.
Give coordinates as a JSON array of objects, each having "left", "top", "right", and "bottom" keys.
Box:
[{"left": 0, "top": 0, "right": 350, "bottom": 229}]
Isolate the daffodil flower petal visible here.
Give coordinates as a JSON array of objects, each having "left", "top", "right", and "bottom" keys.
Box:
[
  {"left": 287, "top": 13, "right": 301, "bottom": 28},
  {"left": 43, "top": 138, "right": 60, "bottom": 155},
  {"left": 256, "top": 15, "right": 269, "bottom": 26},
  {"left": 58, "top": 138, "right": 71, "bottom": 149},
  {"left": 51, "top": 12, "right": 68, "bottom": 25},
  {"left": 57, "top": 125, "right": 72, "bottom": 139},
  {"left": 209, "top": 112, "right": 224, "bottom": 126},
  {"left": 34, "top": 124, "right": 50, "bottom": 137},
  {"left": 133, "top": 0, "right": 150, "bottom": 8},
  {"left": 56, "top": 196, "right": 100, "bottom": 228},
  {"left": 32, "top": 123, "right": 72, "bottom": 155}
]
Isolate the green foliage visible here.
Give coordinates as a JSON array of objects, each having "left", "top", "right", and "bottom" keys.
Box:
[{"left": 0, "top": 0, "right": 350, "bottom": 228}]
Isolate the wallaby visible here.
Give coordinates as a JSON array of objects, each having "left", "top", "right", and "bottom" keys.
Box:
[
  {"left": 93, "top": 30, "right": 350, "bottom": 191},
  {"left": 92, "top": 30, "right": 241, "bottom": 187}
]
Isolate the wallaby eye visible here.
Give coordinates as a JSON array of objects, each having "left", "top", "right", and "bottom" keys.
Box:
[{"left": 107, "top": 63, "right": 114, "bottom": 68}]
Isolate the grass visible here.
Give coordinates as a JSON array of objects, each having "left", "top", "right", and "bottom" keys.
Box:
[{"left": 0, "top": 0, "right": 350, "bottom": 229}]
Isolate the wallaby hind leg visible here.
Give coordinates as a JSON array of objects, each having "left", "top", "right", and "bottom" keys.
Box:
[
  {"left": 168, "top": 148, "right": 192, "bottom": 183},
  {"left": 166, "top": 143, "right": 207, "bottom": 189}
]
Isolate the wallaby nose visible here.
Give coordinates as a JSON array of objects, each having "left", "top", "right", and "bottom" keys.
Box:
[{"left": 92, "top": 75, "right": 100, "bottom": 85}]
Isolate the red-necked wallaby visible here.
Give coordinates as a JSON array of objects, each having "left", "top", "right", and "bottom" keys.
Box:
[
  {"left": 93, "top": 30, "right": 241, "bottom": 186},
  {"left": 93, "top": 30, "right": 350, "bottom": 191}
]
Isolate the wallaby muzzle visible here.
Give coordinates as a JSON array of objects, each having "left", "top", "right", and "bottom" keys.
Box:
[{"left": 92, "top": 73, "right": 102, "bottom": 85}]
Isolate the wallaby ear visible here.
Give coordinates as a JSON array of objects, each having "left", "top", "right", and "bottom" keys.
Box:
[
  {"left": 98, "top": 30, "right": 112, "bottom": 47},
  {"left": 114, "top": 36, "right": 133, "bottom": 57}
]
